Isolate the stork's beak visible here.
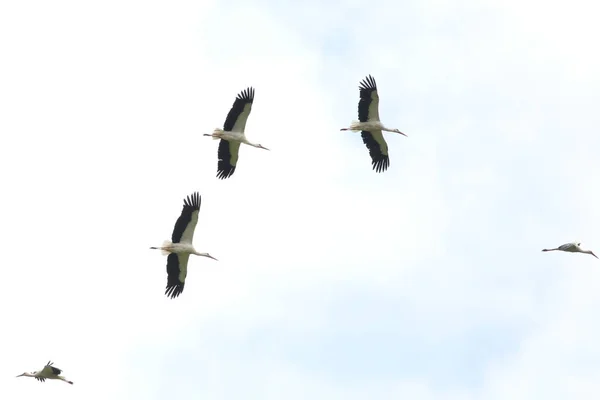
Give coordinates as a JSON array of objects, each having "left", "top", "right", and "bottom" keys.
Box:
[
  {"left": 592, "top": 252, "right": 599, "bottom": 259},
  {"left": 207, "top": 254, "right": 218, "bottom": 261},
  {"left": 260, "top": 145, "right": 270, "bottom": 151},
  {"left": 16, "top": 373, "right": 25, "bottom": 377},
  {"left": 398, "top": 131, "right": 408, "bottom": 137}
]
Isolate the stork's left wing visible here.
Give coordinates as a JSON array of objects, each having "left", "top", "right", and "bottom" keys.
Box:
[
  {"left": 165, "top": 253, "right": 188, "bottom": 299},
  {"left": 217, "top": 139, "right": 240, "bottom": 179},
  {"left": 361, "top": 130, "right": 390, "bottom": 173}
]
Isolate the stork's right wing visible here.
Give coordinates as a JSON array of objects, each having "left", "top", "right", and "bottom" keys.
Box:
[
  {"left": 43, "top": 360, "right": 62, "bottom": 376},
  {"left": 358, "top": 75, "right": 379, "bottom": 123},
  {"left": 558, "top": 242, "right": 577, "bottom": 251},
  {"left": 223, "top": 87, "right": 255, "bottom": 133},
  {"left": 171, "top": 192, "right": 201, "bottom": 244}
]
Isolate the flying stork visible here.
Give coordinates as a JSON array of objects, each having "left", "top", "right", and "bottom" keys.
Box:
[
  {"left": 16, "top": 361, "right": 73, "bottom": 385},
  {"left": 341, "top": 75, "right": 407, "bottom": 173},
  {"left": 203, "top": 87, "right": 269, "bottom": 179},
  {"left": 150, "top": 192, "right": 218, "bottom": 299},
  {"left": 542, "top": 241, "right": 598, "bottom": 259}
]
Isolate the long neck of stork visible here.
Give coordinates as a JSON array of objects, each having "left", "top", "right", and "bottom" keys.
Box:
[
  {"left": 245, "top": 140, "right": 269, "bottom": 150},
  {"left": 240, "top": 137, "right": 259, "bottom": 147},
  {"left": 192, "top": 251, "right": 217, "bottom": 261}
]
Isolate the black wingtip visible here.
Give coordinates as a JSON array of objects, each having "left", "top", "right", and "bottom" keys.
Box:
[
  {"left": 216, "top": 165, "right": 236, "bottom": 179},
  {"left": 359, "top": 75, "right": 377, "bottom": 91},
  {"left": 372, "top": 157, "right": 390, "bottom": 173},
  {"left": 236, "top": 87, "right": 255, "bottom": 102},
  {"left": 165, "top": 284, "right": 184, "bottom": 299},
  {"left": 183, "top": 192, "right": 201, "bottom": 210}
]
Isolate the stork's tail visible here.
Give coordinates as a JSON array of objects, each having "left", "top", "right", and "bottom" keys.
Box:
[
  {"left": 150, "top": 240, "right": 172, "bottom": 256},
  {"left": 341, "top": 121, "right": 362, "bottom": 131},
  {"left": 203, "top": 128, "right": 223, "bottom": 140}
]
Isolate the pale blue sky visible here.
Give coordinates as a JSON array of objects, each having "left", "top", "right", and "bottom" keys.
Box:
[{"left": 2, "top": 0, "right": 600, "bottom": 399}]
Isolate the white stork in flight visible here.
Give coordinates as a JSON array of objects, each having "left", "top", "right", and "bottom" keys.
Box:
[
  {"left": 17, "top": 361, "right": 73, "bottom": 385},
  {"left": 542, "top": 242, "right": 598, "bottom": 259},
  {"left": 341, "top": 75, "right": 407, "bottom": 173},
  {"left": 150, "top": 192, "right": 218, "bottom": 299},
  {"left": 203, "top": 87, "right": 269, "bottom": 179}
]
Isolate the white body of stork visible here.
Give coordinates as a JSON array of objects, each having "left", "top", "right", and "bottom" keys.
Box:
[
  {"left": 341, "top": 75, "right": 407, "bottom": 173},
  {"left": 542, "top": 242, "right": 598, "bottom": 259},
  {"left": 17, "top": 361, "right": 73, "bottom": 385},
  {"left": 150, "top": 192, "right": 218, "bottom": 299},
  {"left": 203, "top": 87, "right": 269, "bottom": 179}
]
